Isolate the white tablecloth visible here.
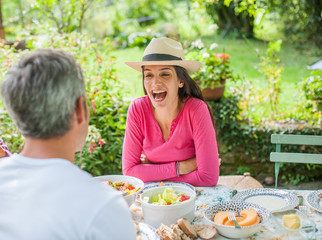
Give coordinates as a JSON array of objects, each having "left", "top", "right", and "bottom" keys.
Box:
[{"left": 131, "top": 185, "right": 322, "bottom": 240}]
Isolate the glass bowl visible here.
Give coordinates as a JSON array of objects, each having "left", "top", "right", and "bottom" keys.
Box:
[{"left": 272, "top": 209, "right": 316, "bottom": 239}]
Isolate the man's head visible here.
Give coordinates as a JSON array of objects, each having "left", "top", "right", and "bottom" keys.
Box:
[{"left": 1, "top": 49, "right": 88, "bottom": 150}]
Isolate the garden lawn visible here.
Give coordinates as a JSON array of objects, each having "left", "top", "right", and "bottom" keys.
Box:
[
  {"left": 114, "top": 36, "right": 320, "bottom": 121},
  {"left": 113, "top": 47, "right": 144, "bottom": 98}
]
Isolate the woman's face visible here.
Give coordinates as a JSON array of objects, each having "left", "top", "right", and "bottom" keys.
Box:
[{"left": 143, "top": 65, "right": 183, "bottom": 109}]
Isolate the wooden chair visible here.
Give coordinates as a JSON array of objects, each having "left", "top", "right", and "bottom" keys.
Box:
[{"left": 270, "top": 134, "right": 322, "bottom": 188}]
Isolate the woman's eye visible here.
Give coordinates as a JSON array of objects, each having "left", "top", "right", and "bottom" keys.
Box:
[
  {"left": 161, "top": 73, "right": 170, "bottom": 77},
  {"left": 145, "top": 74, "right": 152, "bottom": 78}
]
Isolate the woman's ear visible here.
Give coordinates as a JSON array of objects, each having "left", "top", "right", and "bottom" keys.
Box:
[{"left": 178, "top": 79, "right": 184, "bottom": 88}]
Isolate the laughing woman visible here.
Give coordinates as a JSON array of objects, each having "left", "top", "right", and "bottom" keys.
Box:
[{"left": 122, "top": 37, "right": 219, "bottom": 186}]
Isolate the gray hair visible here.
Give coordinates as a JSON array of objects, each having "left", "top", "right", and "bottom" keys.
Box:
[{"left": 0, "top": 49, "right": 86, "bottom": 139}]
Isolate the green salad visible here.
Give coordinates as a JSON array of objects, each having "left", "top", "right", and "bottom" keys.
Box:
[{"left": 145, "top": 187, "right": 191, "bottom": 205}]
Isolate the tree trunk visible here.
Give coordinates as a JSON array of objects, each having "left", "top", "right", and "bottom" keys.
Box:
[{"left": 0, "top": 0, "right": 5, "bottom": 40}]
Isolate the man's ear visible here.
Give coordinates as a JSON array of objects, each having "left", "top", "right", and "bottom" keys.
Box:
[{"left": 75, "top": 96, "right": 86, "bottom": 124}]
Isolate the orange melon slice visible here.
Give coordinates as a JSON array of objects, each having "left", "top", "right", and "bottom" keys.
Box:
[
  {"left": 213, "top": 211, "right": 229, "bottom": 225},
  {"left": 214, "top": 209, "right": 261, "bottom": 227},
  {"left": 237, "top": 209, "right": 259, "bottom": 227}
]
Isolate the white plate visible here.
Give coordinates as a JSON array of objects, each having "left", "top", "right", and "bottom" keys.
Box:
[
  {"left": 138, "top": 222, "right": 160, "bottom": 240},
  {"left": 232, "top": 188, "right": 299, "bottom": 212},
  {"left": 307, "top": 189, "right": 322, "bottom": 213},
  {"left": 142, "top": 181, "right": 195, "bottom": 193}
]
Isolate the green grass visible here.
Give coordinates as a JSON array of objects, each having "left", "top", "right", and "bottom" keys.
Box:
[
  {"left": 113, "top": 36, "right": 320, "bottom": 122},
  {"left": 113, "top": 47, "right": 145, "bottom": 98}
]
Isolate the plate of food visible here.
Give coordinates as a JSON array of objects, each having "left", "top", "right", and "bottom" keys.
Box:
[
  {"left": 307, "top": 189, "right": 322, "bottom": 213},
  {"left": 142, "top": 181, "right": 195, "bottom": 193},
  {"left": 232, "top": 188, "right": 299, "bottom": 212},
  {"left": 95, "top": 175, "right": 144, "bottom": 206},
  {"left": 137, "top": 222, "right": 160, "bottom": 240}
]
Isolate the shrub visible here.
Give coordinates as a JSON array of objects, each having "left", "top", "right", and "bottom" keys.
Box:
[
  {"left": 0, "top": 32, "right": 129, "bottom": 176},
  {"left": 209, "top": 93, "right": 322, "bottom": 183}
]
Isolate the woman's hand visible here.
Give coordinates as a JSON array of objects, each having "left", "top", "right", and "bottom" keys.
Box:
[
  {"left": 140, "top": 153, "right": 153, "bottom": 164},
  {"left": 178, "top": 157, "right": 197, "bottom": 175},
  {"left": 0, "top": 147, "right": 7, "bottom": 158}
]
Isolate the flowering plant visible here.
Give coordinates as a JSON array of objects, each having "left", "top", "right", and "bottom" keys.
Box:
[{"left": 188, "top": 47, "right": 235, "bottom": 89}]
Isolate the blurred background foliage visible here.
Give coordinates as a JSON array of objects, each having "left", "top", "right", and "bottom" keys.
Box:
[{"left": 0, "top": 0, "right": 321, "bottom": 184}]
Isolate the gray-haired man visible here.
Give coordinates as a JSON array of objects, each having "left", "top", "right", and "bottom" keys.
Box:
[{"left": 0, "top": 49, "right": 136, "bottom": 240}]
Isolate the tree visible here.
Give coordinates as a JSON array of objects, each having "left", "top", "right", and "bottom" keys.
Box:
[
  {"left": 0, "top": 0, "right": 5, "bottom": 39},
  {"left": 266, "top": 0, "right": 321, "bottom": 47},
  {"left": 32, "top": 0, "right": 97, "bottom": 33},
  {"left": 195, "top": 0, "right": 258, "bottom": 38}
]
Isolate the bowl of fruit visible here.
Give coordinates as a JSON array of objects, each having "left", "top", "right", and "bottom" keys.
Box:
[
  {"left": 140, "top": 186, "right": 196, "bottom": 228},
  {"left": 204, "top": 201, "right": 270, "bottom": 239}
]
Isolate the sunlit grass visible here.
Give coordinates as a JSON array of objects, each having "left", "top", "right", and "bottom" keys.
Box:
[{"left": 113, "top": 36, "right": 319, "bottom": 122}]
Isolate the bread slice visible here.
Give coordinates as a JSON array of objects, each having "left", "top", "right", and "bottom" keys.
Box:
[
  {"left": 193, "top": 224, "right": 217, "bottom": 239},
  {"left": 171, "top": 224, "right": 194, "bottom": 240},
  {"left": 177, "top": 218, "right": 197, "bottom": 239},
  {"left": 156, "top": 224, "right": 181, "bottom": 240}
]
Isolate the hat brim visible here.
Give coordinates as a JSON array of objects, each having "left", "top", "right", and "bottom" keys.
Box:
[{"left": 125, "top": 60, "right": 201, "bottom": 74}]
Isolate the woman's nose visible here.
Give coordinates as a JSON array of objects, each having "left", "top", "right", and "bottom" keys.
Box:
[{"left": 152, "top": 75, "right": 162, "bottom": 84}]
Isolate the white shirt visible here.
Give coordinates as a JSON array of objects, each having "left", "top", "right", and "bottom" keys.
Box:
[{"left": 0, "top": 154, "right": 136, "bottom": 240}]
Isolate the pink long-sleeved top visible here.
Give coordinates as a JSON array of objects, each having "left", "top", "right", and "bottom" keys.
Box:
[{"left": 122, "top": 95, "right": 219, "bottom": 186}]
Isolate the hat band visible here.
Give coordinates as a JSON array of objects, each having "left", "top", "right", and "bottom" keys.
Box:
[{"left": 142, "top": 53, "right": 182, "bottom": 61}]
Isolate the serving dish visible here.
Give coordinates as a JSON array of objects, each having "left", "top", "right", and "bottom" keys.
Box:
[
  {"left": 95, "top": 175, "right": 144, "bottom": 207},
  {"left": 307, "top": 189, "right": 322, "bottom": 213},
  {"left": 232, "top": 188, "right": 299, "bottom": 212},
  {"left": 272, "top": 209, "right": 316, "bottom": 239},
  {"left": 204, "top": 201, "right": 270, "bottom": 239},
  {"left": 139, "top": 186, "right": 196, "bottom": 228},
  {"left": 142, "top": 181, "right": 195, "bottom": 193}
]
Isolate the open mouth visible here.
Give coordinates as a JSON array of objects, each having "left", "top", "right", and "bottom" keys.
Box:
[{"left": 152, "top": 90, "right": 167, "bottom": 102}]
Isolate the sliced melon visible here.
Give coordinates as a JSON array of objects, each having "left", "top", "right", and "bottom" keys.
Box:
[
  {"left": 237, "top": 209, "right": 259, "bottom": 227},
  {"left": 214, "top": 209, "right": 260, "bottom": 227},
  {"left": 214, "top": 211, "right": 229, "bottom": 225}
]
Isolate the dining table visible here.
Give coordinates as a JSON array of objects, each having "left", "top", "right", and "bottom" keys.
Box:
[{"left": 130, "top": 184, "right": 322, "bottom": 240}]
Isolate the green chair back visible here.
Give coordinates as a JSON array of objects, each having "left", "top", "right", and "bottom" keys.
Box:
[{"left": 270, "top": 134, "right": 322, "bottom": 188}]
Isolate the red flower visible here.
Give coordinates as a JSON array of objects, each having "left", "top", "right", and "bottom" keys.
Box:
[
  {"left": 98, "top": 139, "right": 104, "bottom": 147},
  {"left": 93, "top": 89, "right": 99, "bottom": 95},
  {"left": 91, "top": 99, "right": 96, "bottom": 114},
  {"left": 215, "top": 53, "right": 231, "bottom": 59},
  {"left": 88, "top": 142, "right": 93, "bottom": 154}
]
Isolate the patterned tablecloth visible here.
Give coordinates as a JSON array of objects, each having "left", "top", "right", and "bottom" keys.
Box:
[{"left": 131, "top": 185, "right": 322, "bottom": 240}]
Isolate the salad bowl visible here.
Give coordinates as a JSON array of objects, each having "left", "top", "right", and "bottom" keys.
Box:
[
  {"left": 95, "top": 175, "right": 144, "bottom": 207},
  {"left": 139, "top": 186, "right": 196, "bottom": 228}
]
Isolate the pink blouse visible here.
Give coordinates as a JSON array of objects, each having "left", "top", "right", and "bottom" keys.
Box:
[{"left": 122, "top": 95, "right": 219, "bottom": 186}]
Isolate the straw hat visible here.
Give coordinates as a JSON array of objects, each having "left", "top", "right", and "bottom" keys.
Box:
[{"left": 125, "top": 37, "right": 201, "bottom": 74}]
